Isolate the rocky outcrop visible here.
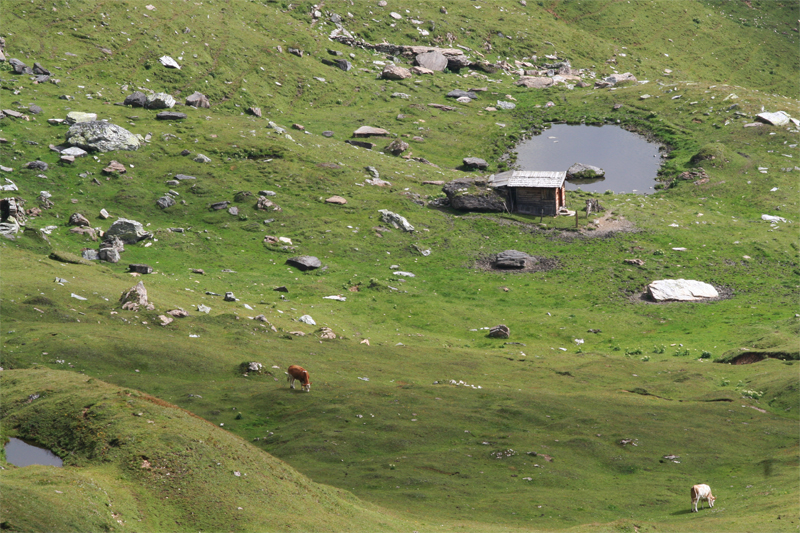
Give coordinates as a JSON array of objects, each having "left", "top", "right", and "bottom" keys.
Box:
[
  {"left": 66, "top": 121, "right": 142, "bottom": 152},
  {"left": 647, "top": 279, "right": 719, "bottom": 302},
  {"left": 442, "top": 178, "right": 507, "bottom": 212}
]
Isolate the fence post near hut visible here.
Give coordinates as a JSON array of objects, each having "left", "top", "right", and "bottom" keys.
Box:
[{"left": 575, "top": 210, "right": 579, "bottom": 228}]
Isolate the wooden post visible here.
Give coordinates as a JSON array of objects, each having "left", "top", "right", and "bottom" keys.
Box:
[
  {"left": 575, "top": 211, "right": 579, "bottom": 228},
  {"left": 540, "top": 209, "right": 543, "bottom": 223}
]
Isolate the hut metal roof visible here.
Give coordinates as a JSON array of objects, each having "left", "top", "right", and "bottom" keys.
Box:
[{"left": 490, "top": 170, "right": 566, "bottom": 188}]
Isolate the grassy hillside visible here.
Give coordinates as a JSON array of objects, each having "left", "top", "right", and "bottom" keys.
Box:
[{"left": 1, "top": 0, "right": 798, "bottom": 531}]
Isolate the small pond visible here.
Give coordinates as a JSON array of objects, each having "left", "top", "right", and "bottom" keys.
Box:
[
  {"left": 5, "top": 437, "right": 63, "bottom": 467},
  {"left": 513, "top": 124, "right": 664, "bottom": 194}
]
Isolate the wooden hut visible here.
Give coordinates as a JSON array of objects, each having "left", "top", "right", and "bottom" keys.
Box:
[{"left": 489, "top": 171, "right": 567, "bottom": 216}]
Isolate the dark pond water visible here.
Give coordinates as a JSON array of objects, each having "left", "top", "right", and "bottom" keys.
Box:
[
  {"left": 513, "top": 124, "right": 664, "bottom": 194},
  {"left": 5, "top": 437, "right": 63, "bottom": 467}
]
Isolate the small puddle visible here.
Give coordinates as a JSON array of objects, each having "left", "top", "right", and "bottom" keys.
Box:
[
  {"left": 514, "top": 124, "right": 664, "bottom": 194},
  {"left": 4, "top": 437, "right": 63, "bottom": 467}
]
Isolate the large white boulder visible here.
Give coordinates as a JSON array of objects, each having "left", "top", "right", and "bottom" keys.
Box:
[{"left": 647, "top": 279, "right": 718, "bottom": 301}]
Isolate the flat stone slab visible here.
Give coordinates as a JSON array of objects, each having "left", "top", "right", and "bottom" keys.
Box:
[
  {"left": 647, "top": 279, "right": 718, "bottom": 301},
  {"left": 287, "top": 255, "right": 322, "bottom": 271}
]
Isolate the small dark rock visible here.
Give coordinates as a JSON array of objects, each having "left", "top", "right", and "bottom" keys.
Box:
[
  {"left": 124, "top": 91, "right": 147, "bottom": 107},
  {"left": 156, "top": 111, "right": 188, "bottom": 120},
  {"left": 129, "top": 263, "right": 153, "bottom": 274}
]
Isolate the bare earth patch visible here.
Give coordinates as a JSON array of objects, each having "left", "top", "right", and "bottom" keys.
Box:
[{"left": 581, "top": 212, "right": 637, "bottom": 236}]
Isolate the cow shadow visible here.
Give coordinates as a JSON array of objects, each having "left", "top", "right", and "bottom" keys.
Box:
[{"left": 671, "top": 509, "right": 695, "bottom": 516}]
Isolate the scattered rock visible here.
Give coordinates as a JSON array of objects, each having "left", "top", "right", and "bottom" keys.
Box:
[
  {"left": 66, "top": 121, "right": 141, "bottom": 152},
  {"left": 24, "top": 160, "right": 48, "bottom": 171},
  {"left": 287, "top": 255, "right": 322, "bottom": 271},
  {"left": 99, "top": 209, "right": 110, "bottom": 219},
  {"left": 447, "top": 89, "right": 478, "bottom": 100},
  {"left": 624, "top": 259, "right": 645, "bottom": 266},
  {"left": 353, "top": 126, "right": 389, "bottom": 137},
  {"left": 129, "top": 264, "right": 153, "bottom": 274},
  {"left": 156, "top": 111, "right": 188, "bottom": 120},
  {"left": 193, "top": 154, "right": 211, "bottom": 163},
  {"left": 346, "top": 140, "right": 376, "bottom": 149},
  {"left": 224, "top": 292, "right": 237, "bottom": 302},
  {"left": 158, "top": 315, "right": 174, "bottom": 326},
  {"left": 60, "top": 146, "right": 88, "bottom": 158},
  {"left": 156, "top": 196, "right": 176, "bottom": 209},
  {"left": 167, "top": 309, "right": 189, "bottom": 318},
  {"left": 65, "top": 111, "right": 97, "bottom": 124},
  {"left": 248, "top": 107, "right": 262, "bottom": 117},
  {"left": 299, "top": 314, "right": 316, "bottom": 325},
  {"left": 379, "top": 209, "right": 414, "bottom": 232},
  {"left": 385, "top": 139, "right": 409, "bottom": 155},
  {"left": 103, "top": 160, "right": 127, "bottom": 174},
  {"left": 516, "top": 77, "right": 555, "bottom": 89},
  {"left": 488, "top": 325, "right": 510, "bottom": 338},
  {"left": 119, "top": 281, "right": 154, "bottom": 311},
  {"left": 381, "top": 64, "right": 412, "bottom": 80},
  {"left": 647, "top": 279, "right": 719, "bottom": 302},
  {"left": 462, "top": 157, "right": 488, "bottom": 170},
  {"left": 159, "top": 56, "right": 181, "bottom": 69},
  {"left": 145, "top": 92, "right": 176, "bottom": 109},
  {"left": 494, "top": 250, "right": 535, "bottom": 269},
  {"left": 755, "top": 111, "right": 791, "bottom": 127},
  {"left": 319, "top": 327, "right": 337, "bottom": 340},
  {"left": 105, "top": 218, "right": 151, "bottom": 243},
  {"left": 415, "top": 50, "right": 448, "bottom": 71},
  {"left": 325, "top": 196, "right": 347, "bottom": 205},
  {"left": 124, "top": 92, "right": 147, "bottom": 107},
  {"left": 68, "top": 213, "right": 90, "bottom": 227}
]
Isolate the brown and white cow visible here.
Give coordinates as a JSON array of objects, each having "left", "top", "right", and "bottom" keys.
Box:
[
  {"left": 690, "top": 484, "right": 716, "bottom": 512},
  {"left": 286, "top": 365, "right": 311, "bottom": 392}
]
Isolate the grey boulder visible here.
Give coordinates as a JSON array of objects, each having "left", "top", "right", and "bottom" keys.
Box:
[
  {"left": 156, "top": 196, "right": 176, "bottom": 209},
  {"left": 66, "top": 121, "right": 141, "bottom": 152},
  {"left": 185, "top": 91, "right": 210, "bottom": 108},
  {"left": 567, "top": 163, "right": 605, "bottom": 179},
  {"left": 105, "top": 218, "right": 151, "bottom": 243},
  {"left": 414, "top": 51, "right": 448, "bottom": 71},
  {"left": 287, "top": 255, "right": 322, "bottom": 271},
  {"left": 462, "top": 157, "right": 488, "bottom": 170},
  {"left": 494, "top": 250, "right": 535, "bottom": 269}
]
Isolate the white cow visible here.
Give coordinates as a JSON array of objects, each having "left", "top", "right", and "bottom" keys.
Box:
[{"left": 690, "top": 484, "right": 716, "bottom": 512}]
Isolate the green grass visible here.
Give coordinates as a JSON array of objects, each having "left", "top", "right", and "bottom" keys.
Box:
[{"left": 1, "top": 0, "right": 798, "bottom": 531}]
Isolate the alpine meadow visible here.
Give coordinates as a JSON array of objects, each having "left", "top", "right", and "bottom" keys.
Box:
[{"left": 0, "top": 1, "right": 798, "bottom": 532}]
